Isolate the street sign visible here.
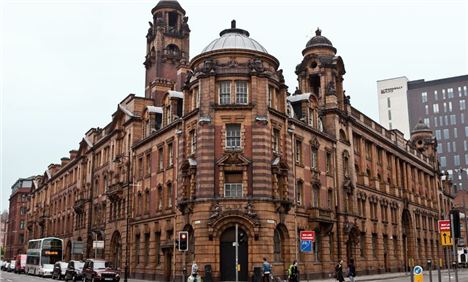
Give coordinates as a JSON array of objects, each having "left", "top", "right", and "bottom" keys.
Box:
[
  {"left": 413, "top": 265, "right": 423, "bottom": 282},
  {"left": 300, "top": 231, "right": 315, "bottom": 241},
  {"left": 93, "top": 240, "right": 104, "bottom": 249},
  {"left": 441, "top": 231, "right": 453, "bottom": 246},
  {"left": 438, "top": 220, "right": 451, "bottom": 232},
  {"left": 300, "top": 240, "right": 312, "bottom": 252}
]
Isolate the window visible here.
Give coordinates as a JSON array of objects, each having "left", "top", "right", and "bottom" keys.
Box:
[
  {"left": 219, "top": 81, "right": 231, "bottom": 105},
  {"left": 442, "top": 89, "right": 446, "bottom": 99},
  {"left": 424, "top": 118, "right": 430, "bottom": 127},
  {"left": 190, "top": 130, "right": 196, "bottom": 154},
  {"left": 146, "top": 153, "right": 151, "bottom": 176},
  {"left": 145, "top": 190, "right": 150, "bottom": 213},
  {"left": 328, "top": 189, "right": 333, "bottom": 208},
  {"left": 19, "top": 220, "right": 25, "bottom": 229},
  {"left": 224, "top": 172, "right": 243, "bottom": 198},
  {"left": 360, "top": 233, "right": 366, "bottom": 257},
  {"left": 20, "top": 207, "right": 27, "bottom": 215},
  {"left": 461, "top": 113, "right": 465, "bottom": 124},
  {"left": 454, "top": 155, "right": 460, "bottom": 166},
  {"left": 138, "top": 157, "right": 143, "bottom": 179},
  {"left": 295, "top": 139, "right": 303, "bottom": 164},
  {"left": 268, "top": 86, "right": 274, "bottom": 108},
  {"left": 272, "top": 129, "right": 280, "bottom": 153},
  {"left": 435, "top": 130, "right": 441, "bottom": 140},
  {"left": 387, "top": 97, "right": 391, "bottom": 108},
  {"left": 440, "top": 157, "right": 447, "bottom": 167},
  {"left": 155, "top": 232, "right": 161, "bottom": 265},
  {"left": 158, "top": 147, "right": 164, "bottom": 171},
  {"left": 434, "top": 117, "right": 438, "bottom": 127},
  {"left": 308, "top": 108, "right": 315, "bottom": 126},
  {"left": 421, "top": 92, "right": 427, "bottom": 102},
  {"left": 434, "top": 90, "right": 438, "bottom": 100},
  {"left": 433, "top": 104, "right": 439, "bottom": 113},
  {"left": 425, "top": 105, "right": 429, "bottom": 115},
  {"left": 158, "top": 186, "right": 163, "bottom": 210},
  {"left": 450, "top": 115, "right": 457, "bottom": 125},
  {"left": 273, "top": 228, "right": 282, "bottom": 262},
  {"left": 144, "top": 233, "right": 150, "bottom": 265},
  {"left": 312, "top": 186, "right": 319, "bottom": 208},
  {"left": 236, "top": 81, "right": 248, "bottom": 104},
  {"left": 365, "top": 142, "right": 372, "bottom": 159},
  {"left": 372, "top": 233, "right": 377, "bottom": 257},
  {"left": 167, "top": 183, "right": 172, "bottom": 208},
  {"left": 448, "top": 88, "right": 454, "bottom": 98},
  {"left": 443, "top": 129, "right": 449, "bottom": 139},
  {"left": 466, "top": 126, "right": 468, "bottom": 137},
  {"left": 135, "top": 235, "right": 141, "bottom": 265},
  {"left": 168, "top": 143, "right": 173, "bottom": 167},
  {"left": 326, "top": 152, "right": 332, "bottom": 174},
  {"left": 311, "top": 147, "right": 318, "bottom": 170},
  {"left": 296, "top": 181, "right": 303, "bottom": 206},
  {"left": 226, "top": 124, "right": 241, "bottom": 148},
  {"left": 387, "top": 110, "right": 392, "bottom": 120},
  {"left": 460, "top": 100, "right": 466, "bottom": 110}
]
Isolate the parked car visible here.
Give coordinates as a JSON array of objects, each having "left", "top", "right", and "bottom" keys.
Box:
[
  {"left": 64, "top": 260, "right": 85, "bottom": 282},
  {"left": 15, "top": 254, "right": 27, "bottom": 273},
  {"left": 82, "top": 259, "right": 120, "bottom": 281},
  {"left": 4, "top": 262, "right": 10, "bottom": 271},
  {"left": 1, "top": 261, "right": 8, "bottom": 271},
  {"left": 52, "top": 261, "right": 69, "bottom": 280},
  {"left": 8, "top": 260, "right": 16, "bottom": 272},
  {"left": 38, "top": 264, "right": 54, "bottom": 277}
]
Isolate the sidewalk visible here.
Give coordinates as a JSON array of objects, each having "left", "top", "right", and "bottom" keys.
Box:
[{"left": 128, "top": 269, "right": 467, "bottom": 282}]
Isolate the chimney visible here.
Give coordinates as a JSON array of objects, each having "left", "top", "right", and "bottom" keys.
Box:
[
  {"left": 69, "top": 150, "right": 78, "bottom": 160},
  {"left": 61, "top": 157, "right": 70, "bottom": 166}
]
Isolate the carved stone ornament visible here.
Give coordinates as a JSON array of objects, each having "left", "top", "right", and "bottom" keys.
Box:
[
  {"left": 248, "top": 57, "right": 264, "bottom": 73},
  {"left": 343, "top": 176, "right": 354, "bottom": 194},
  {"left": 202, "top": 58, "right": 216, "bottom": 74},
  {"left": 146, "top": 21, "right": 155, "bottom": 42},
  {"left": 326, "top": 81, "right": 336, "bottom": 96},
  {"left": 208, "top": 202, "right": 222, "bottom": 220},
  {"left": 244, "top": 202, "right": 257, "bottom": 219}
]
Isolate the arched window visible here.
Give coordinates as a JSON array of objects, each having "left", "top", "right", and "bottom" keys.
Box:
[
  {"left": 273, "top": 227, "right": 285, "bottom": 262},
  {"left": 145, "top": 189, "right": 150, "bottom": 214},
  {"left": 167, "top": 183, "right": 173, "bottom": 208},
  {"left": 158, "top": 185, "right": 163, "bottom": 210}
]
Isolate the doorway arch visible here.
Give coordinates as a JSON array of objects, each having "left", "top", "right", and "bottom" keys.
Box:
[
  {"left": 220, "top": 226, "right": 248, "bottom": 282},
  {"left": 402, "top": 209, "right": 415, "bottom": 271},
  {"left": 110, "top": 231, "right": 122, "bottom": 269}
]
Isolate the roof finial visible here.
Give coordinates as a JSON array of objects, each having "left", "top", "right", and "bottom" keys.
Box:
[
  {"left": 315, "top": 27, "right": 321, "bottom": 36},
  {"left": 231, "top": 20, "right": 236, "bottom": 29}
]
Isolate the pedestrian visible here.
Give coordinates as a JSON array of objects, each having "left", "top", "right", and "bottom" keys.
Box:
[
  {"left": 288, "top": 260, "right": 299, "bottom": 282},
  {"left": 348, "top": 259, "right": 356, "bottom": 282},
  {"left": 187, "top": 263, "right": 202, "bottom": 282},
  {"left": 334, "top": 260, "right": 344, "bottom": 282},
  {"left": 262, "top": 257, "right": 272, "bottom": 282}
]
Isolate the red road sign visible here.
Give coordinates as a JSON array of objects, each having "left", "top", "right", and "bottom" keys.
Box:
[
  {"left": 438, "top": 220, "right": 451, "bottom": 232},
  {"left": 300, "top": 231, "right": 315, "bottom": 241}
]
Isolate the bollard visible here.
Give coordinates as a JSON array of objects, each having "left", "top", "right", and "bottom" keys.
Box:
[
  {"left": 427, "top": 260, "right": 433, "bottom": 282},
  {"left": 437, "top": 261, "right": 442, "bottom": 282},
  {"left": 410, "top": 268, "right": 414, "bottom": 282}
]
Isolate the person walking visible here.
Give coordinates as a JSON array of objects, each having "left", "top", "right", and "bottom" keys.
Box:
[
  {"left": 287, "top": 260, "right": 299, "bottom": 282},
  {"left": 262, "top": 257, "right": 272, "bottom": 282},
  {"left": 187, "top": 263, "right": 202, "bottom": 282},
  {"left": 335, "top": 260, "right": 344, "bottom": 282},
  {"left": 348, "top": 259, "right": 356, "bottom": 282}
]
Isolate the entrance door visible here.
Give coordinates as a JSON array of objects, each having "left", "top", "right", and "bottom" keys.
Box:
[{"left": 220, "top": 226, "right": 248, "bottom": 281}]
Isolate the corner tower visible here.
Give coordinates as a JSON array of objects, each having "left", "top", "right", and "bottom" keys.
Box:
[{"left": 144, "top": 0, "right": 190, "bottom": 105}]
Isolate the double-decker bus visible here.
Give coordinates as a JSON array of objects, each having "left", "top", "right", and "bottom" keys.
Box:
[{"left": 26, "top": 237, "right": 63, "bottom": 275}]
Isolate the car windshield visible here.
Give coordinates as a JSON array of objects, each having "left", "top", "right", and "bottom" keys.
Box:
[
  {"left": 93, "top": 262, "right": 108, "bottom": 269},
  {"left": 75, "top": 262, "right": 84, "bottom": 269}
]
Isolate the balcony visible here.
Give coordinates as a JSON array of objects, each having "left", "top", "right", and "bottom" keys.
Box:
[
  {"left": 307, "top": 207, "right": 335, "bottom": 223},
  {"left": 106, "top": 182, "right": 125, "bottom": 201},
  {"left": 74, "top": 198, "right": 86, "bottom": 213}
]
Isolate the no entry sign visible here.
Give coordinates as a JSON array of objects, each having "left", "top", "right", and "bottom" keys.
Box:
[
  {"left": 300, "top": 231, "right": 315, "bottom": 241},
  {"left": 438, "top": 220, "right": 451, "bottom": 232}
]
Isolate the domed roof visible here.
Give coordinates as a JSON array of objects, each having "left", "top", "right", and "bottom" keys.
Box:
[
  {"left": 152, "top": 0, "right": 185, "bottom": 15},
  {"left": 412, "top": 120, "right": 431, "bottom": 133},
  {"left": 305, "top": 28, "right": 336, "bottom": 53},
  {"left": 201, "top": 20, "right": 268, "bottom": 54}
]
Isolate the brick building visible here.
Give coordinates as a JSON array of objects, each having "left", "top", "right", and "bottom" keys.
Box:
[
  {"left": 20, "top": 0, "right": 454, "bottom": 280},
  {"left": 5, "top": 177, "right": 34, "bottom": 260},
  {"left": 0, "top": 211, "right": 8, "bottom": 259}
]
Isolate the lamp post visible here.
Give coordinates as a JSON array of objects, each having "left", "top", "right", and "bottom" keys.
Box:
[{"left": 114, "top": 151, "right": 132, "bottom": 282}]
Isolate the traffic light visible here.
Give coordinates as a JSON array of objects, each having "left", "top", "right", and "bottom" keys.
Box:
[
  {"left": 450, "top": 209, "right": 461, "bottom": 239},
  {"left": 179, "top": 231, "right": 189, "bottom": 251}
]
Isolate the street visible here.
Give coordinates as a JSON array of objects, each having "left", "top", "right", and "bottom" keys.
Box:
[{"left": 2, "top": 269, "right": 468, "bottom": 282}]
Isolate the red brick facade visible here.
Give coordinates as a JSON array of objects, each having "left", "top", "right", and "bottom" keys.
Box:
[{"left": 16, "top": 1, "right": 455, "bottom": 281}]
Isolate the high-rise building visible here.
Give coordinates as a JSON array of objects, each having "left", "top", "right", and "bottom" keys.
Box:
[{"left": 378, "top": 75, "right": 468, "bottom": 191}]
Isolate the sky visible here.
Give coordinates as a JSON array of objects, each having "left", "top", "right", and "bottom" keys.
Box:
[{"left": 1, "top": 0, "right": 467, "bottom": 211}]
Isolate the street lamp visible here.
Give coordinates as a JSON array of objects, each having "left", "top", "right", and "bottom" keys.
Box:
[{"left": 114, "top": 151, "right": 132, "bottom": 282}]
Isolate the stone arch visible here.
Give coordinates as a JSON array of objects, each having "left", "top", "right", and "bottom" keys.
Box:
[
  {"left": 402, "top": 209, "right": 415, "bottom": 271},
  {"left": 273, "top": 223, "right": 290, "bottom": 264},
  {"left": 110, "top": 231, "right": 122, "bottom": 269}
]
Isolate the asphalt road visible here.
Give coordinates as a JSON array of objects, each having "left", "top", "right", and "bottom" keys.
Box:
[{"left": 0, "top": 270, "right": 59, "bottom": 282}]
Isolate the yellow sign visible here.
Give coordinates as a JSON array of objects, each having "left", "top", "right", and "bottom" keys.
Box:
[
  {"left": 415, "top": 274, "right": 423, "bottom": 282},
  {"left": 236, "top": 264, "right": 240, "bottom": 271},
  {"left": 441, "top": 231, "right": 452, "bottom": 246}
]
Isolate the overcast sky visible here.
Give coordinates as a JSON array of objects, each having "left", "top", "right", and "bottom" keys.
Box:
[{"left": 1, "top": 0, "right": 467, "bottom": 210}]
